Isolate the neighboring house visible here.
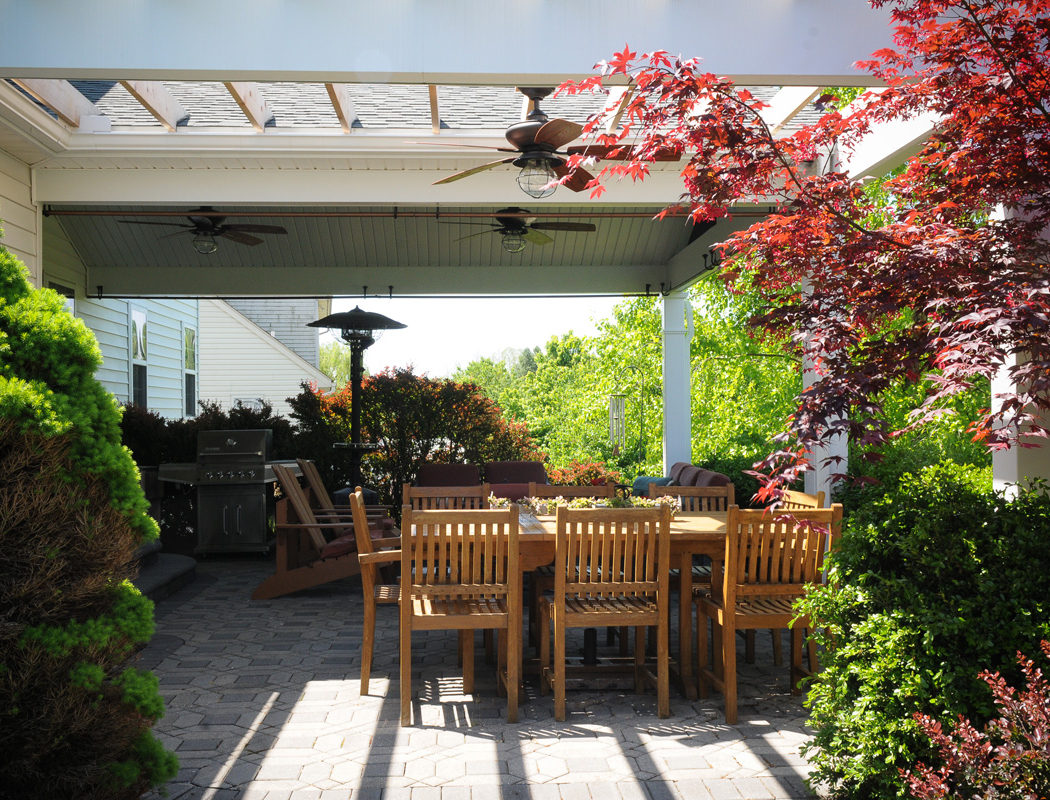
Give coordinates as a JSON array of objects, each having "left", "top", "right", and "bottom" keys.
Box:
[
  {"left": 198, "top": 298, "right": 334, "bottom": 418},
  {"left": 34, "top": 213, "right": 200, "bottom": 420}
]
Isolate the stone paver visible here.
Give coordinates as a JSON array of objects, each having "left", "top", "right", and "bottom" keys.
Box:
[{"left": 140, "top": 560, "right": 818, "bottom": 800}]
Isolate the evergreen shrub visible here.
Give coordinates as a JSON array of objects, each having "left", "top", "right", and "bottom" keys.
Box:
[
  {"left": 798, "top": 462, "right": 1050, "bottom": 800},
  {"left": 0, "top": 247, "right": 176, "bottom": 798}
]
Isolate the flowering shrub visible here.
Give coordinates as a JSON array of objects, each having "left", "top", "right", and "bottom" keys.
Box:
[
  {"left": 546, "top": 459, "right": 622, "bottom": 486},
  {"left": 904, "top": 641, "right": 1050, "bottom": 800},
  {"left": 518, "top": 493, "right": 676, "bottom": 516}
]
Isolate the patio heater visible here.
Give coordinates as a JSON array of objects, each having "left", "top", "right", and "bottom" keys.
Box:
[{"left": 307, "top": 306, "right": 406, "bottom": 489}]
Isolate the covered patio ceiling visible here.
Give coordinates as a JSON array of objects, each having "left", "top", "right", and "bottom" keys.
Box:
[{"left": 0, "top": 0, "right": 898, "bottom": 300}]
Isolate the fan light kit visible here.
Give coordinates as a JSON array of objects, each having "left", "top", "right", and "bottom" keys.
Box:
[
  {"left": 450, "top": 207, "right": 596, "bottom": 254},
  {"left": 119, "top": 206, "right": 288, "bottom": 254},
  {"left": 192, "top": 233, "right": 218, "bottom": 255},
  {"left": 422, "top": 87, "right": 680, "bottom": 198}
]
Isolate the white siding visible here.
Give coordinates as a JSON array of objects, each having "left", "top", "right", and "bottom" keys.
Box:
[
  {"left": 42, "top": 217, "right": 197, "bottom": 417},
  {"left": 0, "top": 149, "right": 39, "bottom": 283},
  {"left": 224, "top": 298, "right": 322, "bottom": 366},
  {"left": 199, "top": 299, "right": 334, "bottom": 418}
]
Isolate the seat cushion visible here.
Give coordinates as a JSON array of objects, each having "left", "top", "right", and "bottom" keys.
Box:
[
  {"left": 489, "top": 482, "right": 530, "bottom": 501},
  {"left": 416, "top": 463, "right": 481, "bottom": 486},
  {"left": 677, "top": 465, "right": 703, "bottom": 486},
  {"left": 485, "top": 460, "right": 548, "bottom": 485},
  {"left": 320, "top": 534, "right": 357, "bottom": 560},
  {"left": 668, "top": 462, "right": 692, "bottom": 483}
]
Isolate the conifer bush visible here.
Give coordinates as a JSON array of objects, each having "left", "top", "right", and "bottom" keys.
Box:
[{"left": 0, "top": 246, "right": 176, "bottom": 798}]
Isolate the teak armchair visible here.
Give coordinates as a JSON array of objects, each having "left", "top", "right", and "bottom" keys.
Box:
[
  {"left": 402, "top": 483, "right": 491, "bottom": 510},
  {"left": 779, "top": 489, "right": 827, "bottom": 510},
  {"left": 696, "top": 503, "right": 843, "bottom": 723},
  {"left": 524, "top": 481, "right": 616, "bottom": 647},
  {"left": 399, "top": 505, "right": 521, "bottom": 725},
  {"left": 349, "top": 487, "right": 400, "bottom": 696},
  {"left": 252, "top": 464, "right": 361, "bottom": 600},
  {"left": 539, "top": 505, "right": 672, "bottom": 720},
  {"left": 526, "top": 482, "right": 617, "bottom": 499},
  {"left": 650, "top": 483, "right": 735, "bottom": 513}
]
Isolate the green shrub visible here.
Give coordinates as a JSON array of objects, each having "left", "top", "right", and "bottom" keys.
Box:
[
  {"left": 288, "top": 369, "right": 543, "bottom": 512},
  {"left": 798, "top": 462, "right": 1050, "bottom": 800},
  {"left": 0, "top": 247, "right": 176, "bottom": 798}
]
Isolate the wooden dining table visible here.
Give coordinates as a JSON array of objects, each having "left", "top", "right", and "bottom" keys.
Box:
[{"left": 517, "top": 510, "right": 727, "bottom": 700}]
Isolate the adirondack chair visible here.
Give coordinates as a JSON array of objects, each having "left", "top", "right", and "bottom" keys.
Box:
[{"left": 252, "top": 464, "right": 367, "bottom": 600}]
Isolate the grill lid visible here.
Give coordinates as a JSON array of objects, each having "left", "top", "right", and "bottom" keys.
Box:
[{"left": 197, "top": 429, "right": 273, "bottom": 462}]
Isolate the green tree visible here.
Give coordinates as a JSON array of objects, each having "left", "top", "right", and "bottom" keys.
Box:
[
  {"left": 319, "top": 340, "right": 356, "bottom": 385},
  {"left": 0, "top": 246, "right": 176, "bottom": 798}
]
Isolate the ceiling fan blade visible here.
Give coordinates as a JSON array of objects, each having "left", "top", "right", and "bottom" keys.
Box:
[
  {"left": 157, "top": 229, "right": 194, "bottom": 241},
  {"left": 433, "top": 158, "right": 516, "bottom": 185},
  {"left": 407, "top": 141, "right": 518, "bottom": 153},
  {"left": 552, "top": 162, "right": 596, "bottom": 193},
  {"left": 565, "top": 143, "right": 681, "bottom": 161},
  {"left": 119, "top": 220, "right": 194, "bottom": 229},
  {"left": 454, "top": 229, "right": 497, "bottom": 243},
  {"left": 523, "top": 229, "right": 554, "bottom": 245},
  {"left": 220, "top": 230, "right": 264, "bottom": 246},
  {"left": 530, "top": 221, "right": 597, "bottom": 232},
  {"left": 534, "top": 118, "right": 583, "bottom": 149},
  {"left": 225, "top": 223, "right": 288, "bottom": 235}
]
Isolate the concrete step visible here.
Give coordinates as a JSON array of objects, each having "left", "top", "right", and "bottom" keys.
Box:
[{"left": 134, "top": 552, "right": 197, "bottom": 601}]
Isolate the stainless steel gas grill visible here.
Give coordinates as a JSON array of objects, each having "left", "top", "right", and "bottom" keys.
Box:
[{"left": 159, "top": 429, "right": 298, "bottom": 555}]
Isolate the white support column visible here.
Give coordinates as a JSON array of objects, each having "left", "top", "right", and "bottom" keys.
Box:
[
  {"left": 801, "top": 351, "right": 848, "bottom": 500},
  {"left": 992, "top": 354, "right": 1050, "bottom": 498},
  {"left": 662, "top": 292, "right": 693, "bottom": 472}
]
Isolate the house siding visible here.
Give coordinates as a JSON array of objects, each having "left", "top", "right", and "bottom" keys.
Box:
[
  {"left": 41, "top": 217, "right": 197, "bottom": 418},
  {"left": 0, "top": 149, "right": 39, "bottom": 283},
  {"left": 224, "top": 298, "right": 322, "bottom": 367},
  {"left": 199, "top": 299, "right": 333, "bottom": 418}
]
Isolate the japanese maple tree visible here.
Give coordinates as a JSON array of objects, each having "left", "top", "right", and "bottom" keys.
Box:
[{"left": 559, "top": 0, "right": 1050, "bottom": 495}]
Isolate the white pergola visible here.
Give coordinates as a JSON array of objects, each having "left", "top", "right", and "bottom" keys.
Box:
[{"left": 8, "top": 1, "right": 1037, "bottom": 493}]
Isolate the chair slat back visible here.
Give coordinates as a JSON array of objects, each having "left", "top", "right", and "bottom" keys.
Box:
[
  {"left": 528, "top": 482, "right": 616, "bottom": 499},
  {"left": 297, "top": 458, "right": 335, "bottom": 512},
  {"left": 403, "top": 483, "right": 491, "bottom": 510},
  {"left": 554, "top": 506, "right": 671, "bottom": 599},
  {"left": 651, "top": 483, "right": 735, "bottom": 513},
  {"left": 722, "top": 504, "right": 843, "bottom": 606},
  {"left": 779, "top": 489, "right": 826, "bottom": 509},
  {"left": 272, "top": 463, "right": 329, "bottom": 553},
  {"left": 401, "top": 506, "right": 519, "bottom": 601},
  {"left": 349, "top": 486, "right": 377, "bottom": 556}
]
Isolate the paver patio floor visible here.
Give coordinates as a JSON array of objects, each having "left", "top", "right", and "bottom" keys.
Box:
[{"left": 140, "top": 559, "right": 818, "bottom": 800}]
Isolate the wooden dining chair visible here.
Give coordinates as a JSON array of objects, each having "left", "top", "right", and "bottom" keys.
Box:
[
  {"left": 399, "top": 505, "right": 521, "bottom": 725},
  {"left": 650, "top": 483, "right": 735, "bottom": 512},
  {"left": 349, "top": 487, "right": 401, "bottom": 696},
  {"left": 696, "top": 503, "right": 843, "bottom": 723},
  {"left": 524, "top": 481, "right": 617, "bottom": 647},
  {"left": 402, "top": 483, "right": 491, "bottom": 510},
  {"left": 779, "top": 488, "right": 826, "bottom": 509},
  {"left": 538, "top": 505, "right": 672, "bottom": 720},
  {"left": 526, "top": 482, "right": 617, "bottom": 499},
  {"left": 252, "top": 463, "right": 362, "bottom": 600}
]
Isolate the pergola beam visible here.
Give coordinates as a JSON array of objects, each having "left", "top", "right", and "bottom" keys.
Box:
[
  {"left": 120, "top": 80, "right": 189, "bottom": 132},
  {"left": 428, "top": 85, "right": 440, "bottom": 134},
  {"left": 759, "top": 86, "right": 820, "bottom": 134},
  {"left": 223, "top": 81, "right": 274, "bottom": 132},
  {"left": 324, "top": 83, "right": 358, "bottom": 133},
  {"left": 11, "top": 78, "right": 105, "bottom": 129}
]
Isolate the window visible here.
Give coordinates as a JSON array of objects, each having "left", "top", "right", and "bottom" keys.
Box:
[
  {"left": 183, "top": 326, "right": 198, "bottom": 417},
  {"left": 130, "top": 308, "right": 147, "bottom": 408}
]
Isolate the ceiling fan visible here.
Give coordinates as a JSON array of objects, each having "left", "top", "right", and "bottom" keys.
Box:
[
  {"left": 453, "top": 207, "right": 596, "bottom": 253},
  {"left": 119, "top": 207, "right": 288, "bottom": 254},
  {"left": 423, "top": 87, "right": 679, "bottom": 198}
]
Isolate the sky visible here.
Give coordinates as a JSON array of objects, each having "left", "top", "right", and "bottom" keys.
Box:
[{"left": 322, "top": 295, "right": 625, "bottom": 378}]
